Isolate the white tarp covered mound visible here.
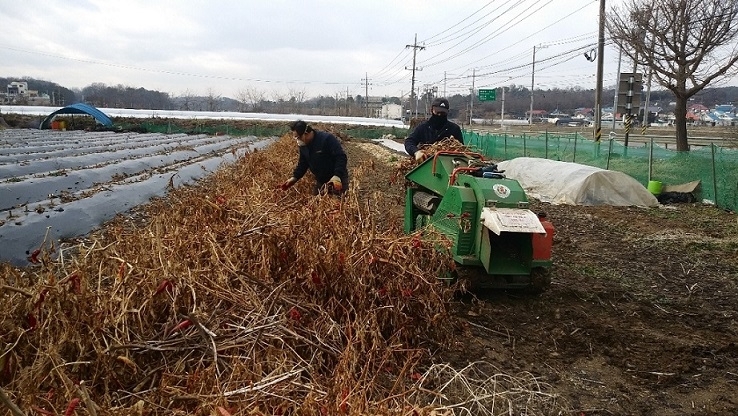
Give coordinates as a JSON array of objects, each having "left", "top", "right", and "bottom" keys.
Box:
[{"left": 497, "top": 157, "right": 659, "bottom": 207}]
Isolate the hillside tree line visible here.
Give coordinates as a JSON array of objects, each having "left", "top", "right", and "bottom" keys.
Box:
[{"left": 2, "top": 77, "right": 735, "bottom": 123}]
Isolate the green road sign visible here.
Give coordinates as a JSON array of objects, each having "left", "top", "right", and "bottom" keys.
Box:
[{"left": 478, "top": 89, "right": 496, "bottom": 101}]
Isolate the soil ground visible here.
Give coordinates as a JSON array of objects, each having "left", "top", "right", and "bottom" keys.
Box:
[
  {"left": 348, "top": 139, "right": 738, "bottom": 416},
  {"left": 2, "top": 118, "right": 736, "bottom": 414}
]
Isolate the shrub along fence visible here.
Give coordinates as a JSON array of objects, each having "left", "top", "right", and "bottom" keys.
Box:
[
  {"left": 464, "top": 130, "right": 738, "bottom": 212},
  {"left": 116, "top": 120, "right": 286, "bottom": 137},
  {"left": 114, "top": 119, "right": 409, "bottom": 141}
]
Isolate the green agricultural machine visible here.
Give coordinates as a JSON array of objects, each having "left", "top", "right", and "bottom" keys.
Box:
[{"left": 404, "top": 151, "right": 554, "bottom": 289}]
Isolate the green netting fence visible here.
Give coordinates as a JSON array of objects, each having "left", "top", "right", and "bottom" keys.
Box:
[{"left": 464, "top": 130, "right": 738, "bottom": 212}]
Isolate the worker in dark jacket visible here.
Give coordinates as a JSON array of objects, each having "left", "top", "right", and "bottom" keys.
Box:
[
  {"left": 280, "top": 120, "right": 349, "bottom": 195},
  {"left": 404, "top": 97, "right": 464, "bottom": 162}
]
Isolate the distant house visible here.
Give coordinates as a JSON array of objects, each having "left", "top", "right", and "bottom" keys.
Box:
[
  {"left": 707, "top": 104, "right": 736, "bottom": 125},
  {"left": 2, "top": 81, "right": 51, "bottom": 106},
  {"left": 365, "top": 96, "right": 385, "bottom": 117},
  {"left": 7, "top": 81, "right": 28, "bottom": 96},
  {"left": 642, "top": 106, "right": 663, "bottom": 123},
  {"left": 682, "top": 103, "right": 707, "bottom": 124},
  {"left": 714, "top": 104, "right": 735, "bottom": 114},
  {"left": 701, "top": 112, "right": 719, "bottom": 124},
  {"left": 548, "top": 109, "right": 569, "bottom": 117},
  {"left": 526, "top": 109, "right": 548, "bottom": 122},
  {"left": 689, "top": 103, "right": 709, "bottom": 113},
  {"left": 573, "top": 107, "right": 593, "bottom": 118},
  {"left": 380, "top": 103, "right": 403, "bottom": 120}
]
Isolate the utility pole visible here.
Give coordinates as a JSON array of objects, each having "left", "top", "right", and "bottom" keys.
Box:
[
  {"left": 405, "top": 33, "right": 424, "bottom": 117},
  {"left": 624, "top": 54, "right": 639, "bottom": 147},
  {"left": 470, "top": 68, "right": 475, "bottom": 126},
  {"left": 594, "top": 0, "right": 605, "bottom": 142},
  {"left": 612, "top": 46, "right": 622, "bottom": 131},
  {"left": 642, "top": 32, "right": 656, "bottom": 135},
  {"left": 530, "top": 45, "right": 536, "bottom": 126},
  {"left": 362, "top": 72, "right": 371, "bottom": 117},
  {"left": 642, "top": 68, "right": 652, "bottom": 134},
  {"left": 421, "top": 85, "right": 437, "bottom": 115},
  {"left": 500, "top": 86, "right": 506, "bottom": 128},
  {"left": 529, "top": 45, "right": 548, "bottom": 126},
  {"left": 416, "top": 86, "right": 420, "bottom": 116},
  {"left": 443, "top": 71, "right": 447, "bottom": 97}
]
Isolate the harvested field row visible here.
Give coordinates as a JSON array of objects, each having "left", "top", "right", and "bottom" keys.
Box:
[
  {"left": 0, "top": 129, "right": 272, "bottom": 265},
  {"left": 0, "top": 133, "right": 569, "bottom": 415}
]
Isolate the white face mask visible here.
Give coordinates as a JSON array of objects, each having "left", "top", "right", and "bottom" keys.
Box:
[{"left": 296, "top": 138, "right": 307, "bottom": 146}]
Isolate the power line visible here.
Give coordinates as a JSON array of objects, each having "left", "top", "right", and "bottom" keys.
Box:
[
  {"left": 362, "top": 72, "right": 372, "bottom": 117},
  {"left": 369, "top": 48, "right": 412, "bottom": 80},
  {"left": 422, "top": 1, "right": 512, "bottom": 48},
  {"left": 470, "top": 42, "right": 603, "bottom": 86},
  {"left": 0, "top": 44, "right": 358, "bottom": 88},
  {"left": 421, "top": 1, "right": 499, "bottom": 45},
  {"left": 420, "top": 0, "right": 542, "bottom": 69},
  {"left": 444, "top": 1, "right": 597, "bottom": 74}
]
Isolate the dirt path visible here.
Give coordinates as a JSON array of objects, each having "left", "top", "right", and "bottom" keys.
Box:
[{"left": 346, "top": 139, "right": 738, "bottom": 416}]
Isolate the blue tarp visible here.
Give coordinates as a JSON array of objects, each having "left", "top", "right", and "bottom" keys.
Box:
[{"left": 40, "top": 103, "right": 113, "bottom": 129}]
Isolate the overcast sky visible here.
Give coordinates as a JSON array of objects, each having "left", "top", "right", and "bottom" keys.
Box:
[{"left": 0, "top": 0, "right": 667, "bottom": 100}]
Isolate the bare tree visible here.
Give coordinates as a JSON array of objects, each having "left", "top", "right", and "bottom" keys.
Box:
[
  {"left": 206, "top": 88, "right": 221, "bottom": 112},
  {"left": 246, "top": 87, "right": 267, "bottom": 112},
  {"left": 334, "top": 91, "right": 343, "bottom": 116},
  {"left": 607, "top": 0, "right": 738, "bottom": 151},
  {"left": 288, "top": 87, "right": 307, "bottom": 113},
  {"left": 180, "top": 89, "right": 197, "bottom": 111},
  {"left": 235, "top": 88, "right": 249, "bottom": 112},
  {"left": 272, "top": 91, "right": 287, "bottom": 113}
]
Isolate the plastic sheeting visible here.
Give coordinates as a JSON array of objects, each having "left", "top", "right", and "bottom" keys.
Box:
[
  {"left": 497, "top": 157, "right": 659, "bottom": 207},
  {"left": 1, "top": 105, "right": 405, "bottom": 128}
]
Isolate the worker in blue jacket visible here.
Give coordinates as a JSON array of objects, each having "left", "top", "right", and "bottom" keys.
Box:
[
  {"left": 280, "top": 120, "right": 349, "bottom": 195},
  {"left": 404, "top": 97, "right": 464, "bottom": 162}
]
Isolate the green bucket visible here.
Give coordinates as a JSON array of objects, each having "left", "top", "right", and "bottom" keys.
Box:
[{"left": 647, "top": 180, "right": 663, "bottom": 195}]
